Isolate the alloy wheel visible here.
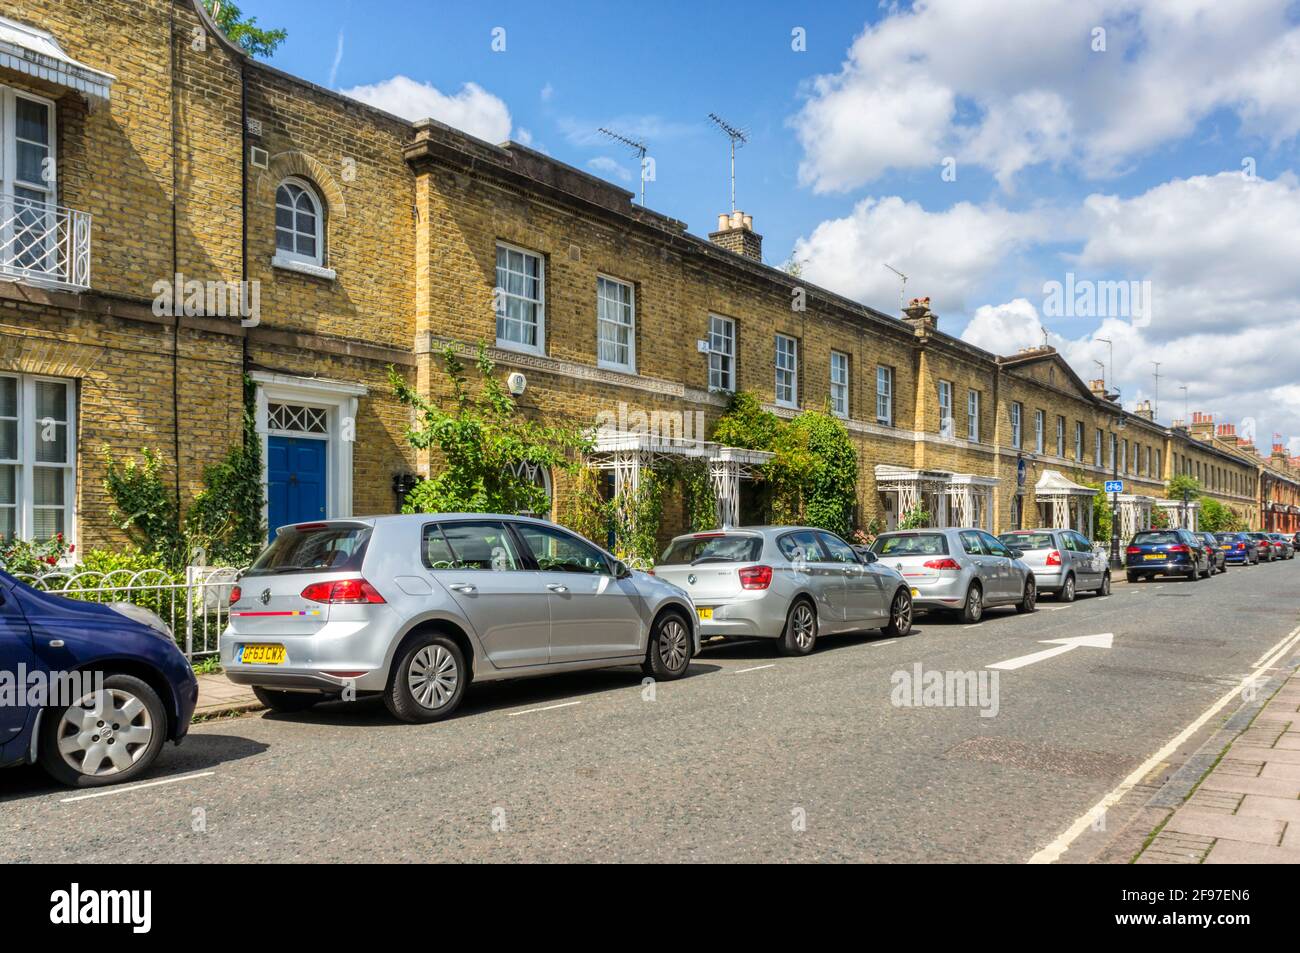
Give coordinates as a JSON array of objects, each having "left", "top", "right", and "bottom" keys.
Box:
[
  {"left": 792, "top": 603, "right": 816, "bottom": 650},
  {"left": 56, "top": 688, "right": 154, "bottom": 778},
  {"left": 407, "top": 645, "right": 459, "bottom": 710},
  {"left": 891, "top": 592, "right": 912, "bottom": 633},
  {"left": 658, "top": 618, "right": 690, "bottom": 671},
  {"left": 967, "top": 586, "right": 983, "bottom": 621}
]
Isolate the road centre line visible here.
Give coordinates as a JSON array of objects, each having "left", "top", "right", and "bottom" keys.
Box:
[
  {"left": 61, "top": 771, "right": 215, "bottom": 803},
  {"left": 1028, "top": 621, "right": 1300, "bottom": 864},
  {"left": 506, "top": 701, "right": 582, "bottom": 717}
]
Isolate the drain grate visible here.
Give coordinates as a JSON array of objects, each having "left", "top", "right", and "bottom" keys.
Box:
[{"left": 944, "top": 736, "right": 1135, "bottom": 779}]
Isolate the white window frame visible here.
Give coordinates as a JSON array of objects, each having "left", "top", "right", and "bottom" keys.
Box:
[
  {"left": 1034, "top": 409, "right": 1044, "bottom": 454},
  {"left": 774, "top": 334, "right": 799, "bottom": 409},
  {"left": 1, "top": 86, "right": 58, "bottom": 281},
  {"left": 967, "top": 389, "right": 979, "bottom": 442},
  {"left": 596, "top": 274, "right": 635, "bottom": 372},
  {"left": 935, "top": 379, "right": 953, "bottom": 438},
  {"left": 829, "top": 351, "right": 849, "bottom": 418},
  {"left": 1010, "top": 402, "right": 1022, "bottom": 449},
  {"left": 495, "top": 242, "right": 546, "bottom": 355},
  {"left": 0, "top": 372, "right": 76, "bottom": 545},
  {"left": 1074, "top": 421, "right": 1083, "bottom": 461},
  {"left": 273, "top": 176, "right": 326, "bottom": 269},
  {"left": 1095, "top": 429, "right": 1103, "bottom": 466},
  {"left": 1056, "top": 416, "right": 1065, "bottom": 457},
  {"left": 876, "top": 365, "right": 893, "bottom": 426},
  {"left": 707, "top": 314, "right": 736, "bottom": 392}
]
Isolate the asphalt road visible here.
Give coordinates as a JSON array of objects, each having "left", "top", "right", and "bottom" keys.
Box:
[{"left": 3, "top": 559, "right": 1300, "bottom": 863}]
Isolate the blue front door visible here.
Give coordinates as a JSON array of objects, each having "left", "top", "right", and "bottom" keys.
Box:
[{"left": 267, "top": 436, "right": 327, "bottom": 541}]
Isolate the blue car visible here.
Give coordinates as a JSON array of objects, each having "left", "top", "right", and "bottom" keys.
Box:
[
  {"left": 1218, "top": 532, "right": 1260, "bottom": 565},
  {"left": 0, "top": 570, "right": 198, "bottom": 787},
  {"left": 1124, "top": 528, "right": 1211, "bottom": 582}
]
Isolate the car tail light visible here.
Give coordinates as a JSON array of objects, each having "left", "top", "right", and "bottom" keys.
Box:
[
  {"left": 1236, "top": 543, "right": 1245, "bottom": 550},
  {"left": 1167, "top": 544, "right": 1188, "bottom": 553},
  {"left": 738, "top": 565, "right": 773, "bottom": 590},
  {"left": 923, "top": 558, "right": 962, "bottom": 570},
  {"left": 1045, "top": 550, "right": 1061, "bottom": 566},
  {"left": 1126, "top": 546, "right": 1141, "bottom": 555},
  {"left": 230, "top": 585, "right": 242, "bottom": 604},
  {"left": 301, "top": 579, "right": 386, "bottom": 604}
]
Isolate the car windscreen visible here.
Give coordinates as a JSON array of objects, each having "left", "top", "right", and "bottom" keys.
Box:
[
  {"left": 1132, "top": 531, "right": 1180, "bottom": 546},
  {"left": 245, "top": 524, "right": 372, "bottom": 576},
  {"left": 660, "top": 534, "right": 763, "bottom": 565},
  {"left": 998, "top": 532, "right": 1054, "bottom": 550},
  {"left": 871, "top": 533, "right": 949, "bottom": 557}
]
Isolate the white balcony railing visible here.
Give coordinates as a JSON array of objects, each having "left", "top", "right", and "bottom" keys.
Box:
[{"left": 0, "top": 192, "right": 91, "bottom": 291}]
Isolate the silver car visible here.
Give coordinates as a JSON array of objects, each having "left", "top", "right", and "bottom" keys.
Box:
[
  {"left": 653, "top": 526, "right": 914, "bottom": 656},
  {"left": 220, "top": 515, "right": 699, "bottom": 722},
  {"left": 870, "top": 528, "right": 1037, "bottom": 623},
  {"left": 998, "top": 528, "right": 1112, "bottom": 602}
]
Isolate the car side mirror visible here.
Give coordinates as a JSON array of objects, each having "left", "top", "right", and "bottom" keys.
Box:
[
  {"left": 860, "top": 550, "right": 878, "bottom": 564},
  {"left": 611, "top": 560, "right": 633, "bottom": 579},
  {"left": 1010, "top": 549, "right": 1024, "bottom": 559}
]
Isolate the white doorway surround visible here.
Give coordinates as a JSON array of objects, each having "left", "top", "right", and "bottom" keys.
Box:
[{"left": 249, "top": 371, "right": 367, "bottom": 527}]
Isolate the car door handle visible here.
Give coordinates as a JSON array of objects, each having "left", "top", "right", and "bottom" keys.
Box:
[
  {"left": 546, "top": 583, "right": 569, "bottom": 593},
  {"left": 448, "top": 583, "right": 477, "bottom": 594}
]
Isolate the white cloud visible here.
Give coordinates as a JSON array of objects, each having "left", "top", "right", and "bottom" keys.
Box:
[
  {"left": 340, "top": 76, "right": 512, "bottom": 142},
  {"left": 586, "top": 156, "right": 633, "bottom": 183},
  {"left": 792, "top": 0, "right": 1300, "bottom": 192},
  {"left": 791, "top": 196, "right": 1050, "bottom": 315},
  {"left": 540, "top": 82, "right": 554, "bottom": 103}
]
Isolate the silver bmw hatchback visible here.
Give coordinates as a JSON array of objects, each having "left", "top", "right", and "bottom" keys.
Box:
[
  {"left": 653, "top": 526, "right": 914, "bottom": 656},
  {"left": 870, "top": 528, "right": 1038, "bottom": 623},
  {"left": 220, "top": 514, "right": 700, "bottom": 722}
]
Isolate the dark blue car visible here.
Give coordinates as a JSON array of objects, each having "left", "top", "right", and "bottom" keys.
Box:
[
  {"left": 0, "top": 571, "right": 198, "bottom": 787},
  {"left": 1124, "top": 528, "right": 1211, "bottom": 582}
]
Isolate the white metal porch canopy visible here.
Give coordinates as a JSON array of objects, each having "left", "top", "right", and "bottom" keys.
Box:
[
  {"left": 1155, "top": 497, "right": 1200, "bottom": 531},
  {"left": 1034, "top": 469, "right": 1097, "bottom": 535},
  {"left": 874, "top": 464, "right": 998, "bottom": 530},
  {"left": 0, "top": 16, "right": 115, "bottom": 101},
  {"left": 1114, "top": 493, "right": 1157, "bottom": 539},
  {"left": 586, "top": 432, "right": 773, "bottom": 528}
]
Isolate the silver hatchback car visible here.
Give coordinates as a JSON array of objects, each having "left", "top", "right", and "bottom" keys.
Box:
[
  {"left": 870, "top": 528, "right": 1037, "bottom": 623},
  {"left": 220, "top": 514, "right": 699, "bottom": 722},
  {"left": 653, "top": 526, "right": 914, "bottom": 656},
  {"left": 997, "top": 528, "right": 1111, "bottom": 602}
]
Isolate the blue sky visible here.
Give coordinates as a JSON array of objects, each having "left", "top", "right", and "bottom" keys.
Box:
[{"left": 239, "top": 0, "right": 1300, "bottom": 451}]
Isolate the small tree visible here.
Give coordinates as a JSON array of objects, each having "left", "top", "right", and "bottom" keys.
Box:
[
  {"left": 390, "top": 345, "right": 592, "bottom": 515},
  {"left": 1166, "top": 474, "right": 1202, "bottom": 500},
  {"left": 201, "top": 0, "right": 287, "bottom": 58}
]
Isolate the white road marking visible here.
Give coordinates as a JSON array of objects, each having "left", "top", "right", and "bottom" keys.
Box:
[
  {"left": 987, "top": 633, "right": 1114, "bottom": 671},
  {"left": 61, "top": 771, "right": 215, "bottom": 803},
  {"left": 872, "top": 640, "right": 898, "bottom": 647},
  {"left": 1028, "top": 622, "right": 1300, "bottom": 864},
  {"left": 1045, "top": 604, "right": 1074, "bottom": 611},
  {"left": 507, "top": 701, "right": 582, "bottom": 717},
  {"left": 733, "top": 664, "right": 776, "bottom": 674}
]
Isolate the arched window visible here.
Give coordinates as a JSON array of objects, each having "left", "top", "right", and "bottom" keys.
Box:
[{"left": 275, "top": 178, "right": 324, "bottom": 266}]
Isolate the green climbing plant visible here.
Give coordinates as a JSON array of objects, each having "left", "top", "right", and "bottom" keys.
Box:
[{"left": 898, "top": 506, "right": 932, "bottom": 530}]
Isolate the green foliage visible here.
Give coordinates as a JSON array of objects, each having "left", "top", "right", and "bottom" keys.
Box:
[
  {"left": 391, "top": 345, "right": 592, "bottom": 516},
  {"left": 710, "top": 391, "right": 780, "bottom": 451},
  {"left": 558, "top": 466, "right": 613, "bottom": 544},
  {"left": 610, "top": 470, "right": 664, "bottom": 569},
  {"left": 0, "top": 534, "right": 71, "bottom": 575},
  {"left": 1166, "top": 474, "right": 1202, "bottom": 500},
  {"left": 1199, "top": 497, "right": 1243, "bottom": 534},
  {"left": 1072, "top": 474, "right": 1111, "bottom": 541},
  {"left": 186, "top": 378, "right": 266, "bottom": 566},
  {"left": 1151, "top": 507, "right": 1170, "bottom": 529},
  {"left": 201, "top": 0, "right": 287, "bottom": 58},
  {"left": 103, "top": 447, "right": 185, "bottom": 566},
  {"left": 681, "top": 459, "right": 718, "bottom": 532},
  {"left": 898, "top": 507, "right": 932, "bottom": 531}
]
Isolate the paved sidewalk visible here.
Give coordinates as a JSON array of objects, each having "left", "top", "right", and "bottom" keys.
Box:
[
  {"left": 194, "top": 672, "right": 263, "bottom": 719},
  {"left": 1134, "top": 659, "right": 1300, "bottom": 863}
]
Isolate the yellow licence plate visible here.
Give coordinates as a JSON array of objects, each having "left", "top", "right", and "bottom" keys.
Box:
[
  {"left": 241, "top": 643, "right": 286, "bottom": 665},
  {"left": 910, "top": 588, "right": 919, "bottom": 597},
  {"left": 1143, "top": 554, "right": 1164, "bottom": 561},
  {"left": 697, "top": 607, "right": 713, "bottom": 621}
]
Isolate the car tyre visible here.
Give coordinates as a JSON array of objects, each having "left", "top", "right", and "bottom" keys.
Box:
[
  {"left": 252, "top": 687, "right": 321, "bottom": 714},
  {"left": 1126, "top": 571, "right": 1139, "bottom": 583},
  {"left": 1098, "top": 572, "right": 1112, "bottom": 596},
  {"left": 1015, "top": 577, "right": 1038, "bottom": 613},
  {"left": 778, "top": 599, "right": 818, "bottom": 656},
  {"left": 643, "top": 611, "right": 693, "bottom": 680},
  {"left": 1058, "top": 573, "right": 1076, "bottom": 603},
  {"left": 960, "top": 583, "right": 984, "bottom": 624},
  {"left": 384, "top": 633, "right": 467, "bottom": 723},
  {"left": 39, "top": 673, "right": 167, "bottom": 788},
  {"left": 882, "top": 588, "right": 913, "bottom": 637}
]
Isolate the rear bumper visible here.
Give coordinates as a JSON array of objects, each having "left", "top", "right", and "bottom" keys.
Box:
[
  {"left": 1029, "top": 569, "right": 1066, "bottom": 592},
  {"left": 1126, "top": 560, "right": 1193, "bottom": 575},
  {"left": 907, "top": 574, "right": 968, "bottom": 610},
  {"left": 695, "top": 593, "right": 792, "bottom": 639},
  {"left": 219, "top": 618, "right": 397, "bottom": 693}
]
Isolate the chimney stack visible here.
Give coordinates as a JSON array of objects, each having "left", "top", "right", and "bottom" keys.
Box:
[
  {"left": 901, "top": 297, "right": 937, "bottom": 335},
  {"left": 1134, "top": 399, "right": 1154, "bottom": 420},
  {"left": 708, "top": 210, "right": 763, "bottom": 261},
  {"left": 1189, "top": 411, "right": 1214, "bottom": 437},
  {"left": 1216, "top": 422, "right": 1236, "bottom": 439}
]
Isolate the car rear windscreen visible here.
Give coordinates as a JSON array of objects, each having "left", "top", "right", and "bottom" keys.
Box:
[
  {"left": 245, "top": 524, "right": 372, "bottom": 575},
  {"left": 660, "top": 534, "right": 763, "bottom": 565},
  {"left": 999, "top": 532, "right": 1054, "bottom": 550},
  {"left": 871, "top": 533, "right": 949, "bottom": 557},
  {"left": 1133, "top": 531, "right": 1180, "bottom": 545}
]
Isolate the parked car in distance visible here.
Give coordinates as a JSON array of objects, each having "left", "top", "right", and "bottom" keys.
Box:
[
  {"left": 0, "top": 571, "right": 198, "bottom": 788},
  {"left": 222, "top": 515, "right": 699, "bottom": 723},
  {"left": 1125, "top": 529, "right": 1211, "bottom": 582},
  {"left": 997, "top": 528, "right": 1111, "bottom": 602},
  {"left": 1247, "top": 532, "right": 1279, "bottom": 562},
  {"left": 655, "top": 526, "right": 914, "bottom": 656},
  {"left": 870, "top": 528, "right": 1037, "bottom": 623},
  {"left": 1268, "top": 533, "right": 1296, "bottom": 560},
  {"left": 1292, "top": 531, "right": 1300, "bottom": 550},
  {"left": 1196, "top": 532, "right": 1229, "bottom": 574},
  {"left": 1218, "top": 532, "right": 1260, "bottom": 566}
]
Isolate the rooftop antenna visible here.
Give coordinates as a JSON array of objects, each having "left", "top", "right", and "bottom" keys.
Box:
[
  {"left": 1151, "top": 361, "right": 1161, "bottom": 420},
  {"left": 1178, "top": 384, "right": 1188, "bottom": 424},
  {"left": 707, "top": 113, "right": 749, "bottom": 213},
  {"left": 882, "top": 263, "right": 908, "bottom": 313},
  {"left": 1096, "top": 337, "right": 1114, "bottom": 395},
  {"left": 597, "top": 127, "right": 648, "bottom": 205}
]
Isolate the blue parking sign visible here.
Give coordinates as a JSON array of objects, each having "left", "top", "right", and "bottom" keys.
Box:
[{"left": 1105, "top": 480, "right": 1124, "bottom": 493}]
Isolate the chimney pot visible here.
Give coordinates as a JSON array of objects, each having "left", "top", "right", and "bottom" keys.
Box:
[
  {"left": 708, "top": 209, "right": 763, "bottom": 261},
  {"left": 717, "top": 213, "right": 729, "bottom": 231}
]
